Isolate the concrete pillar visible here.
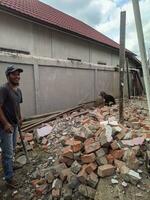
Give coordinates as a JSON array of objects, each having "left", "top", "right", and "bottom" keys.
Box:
[
  {"left": 94, "top": 68, "right": 98, "bottom": 100},
  {"left": 33, "top": 60, "right": 40, "bottom": 114}
]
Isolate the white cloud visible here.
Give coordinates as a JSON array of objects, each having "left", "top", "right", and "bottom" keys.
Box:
[{"left": 95, "top": 0, "right": 150, "bottom": 57}]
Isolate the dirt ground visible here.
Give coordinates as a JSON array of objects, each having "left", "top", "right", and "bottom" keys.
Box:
[{"left": 95, "top": 168, "right": 150, "bottom": 200}]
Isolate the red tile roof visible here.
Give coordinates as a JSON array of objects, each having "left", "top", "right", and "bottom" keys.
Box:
[{"left": 0, "top": 0, "right": 123, "bottom": 50}]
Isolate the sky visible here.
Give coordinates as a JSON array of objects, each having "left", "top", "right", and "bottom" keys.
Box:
[{"left": 40, "top": 0, "right": 150, "bottom": 58}]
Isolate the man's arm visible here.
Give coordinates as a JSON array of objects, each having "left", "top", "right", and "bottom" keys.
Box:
[
  {"left": 18, "top": 89, "right": 23, "bottom": 126},
  {"left": 18, "top": 105, "right": 23, "bottom": 126},
  {"left": 0, "top": 106, "right": 13, "bottom": 132}
]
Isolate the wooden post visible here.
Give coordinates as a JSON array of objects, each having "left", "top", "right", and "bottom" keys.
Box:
[
  {"left": 126, "top": 58, "right": 131, "bottom": 99},
  {"left": 119, "top": 11, "right": 126, "bottom": 123}
]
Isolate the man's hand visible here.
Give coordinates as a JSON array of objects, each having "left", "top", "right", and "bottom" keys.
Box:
[{"left": 4, "top": 122, "right": 13, "bottom": 133}]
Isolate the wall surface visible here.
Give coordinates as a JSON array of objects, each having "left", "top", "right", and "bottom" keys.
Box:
[{"left": 0, "top": 53, "right": 129, "bottom": 117}]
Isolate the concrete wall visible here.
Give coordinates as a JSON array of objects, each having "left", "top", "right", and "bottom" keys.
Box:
[
  {"left": 0, "top": 53, "right": 129, "bottom": 117},
  {"left": 38, "top": 66, "right": 94, "bottom": 113}
]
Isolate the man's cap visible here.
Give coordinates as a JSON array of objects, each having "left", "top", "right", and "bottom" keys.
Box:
[{"left": 5, "top": 65, "right": 23, "bottom": 76}]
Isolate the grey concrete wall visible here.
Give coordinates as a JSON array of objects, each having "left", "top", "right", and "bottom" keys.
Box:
[
  {"left": 0, "top": 53, "right": 128, "bottom": 117},
  {"left": 38, "top": 66, "right": 95, "bottom": 113}
]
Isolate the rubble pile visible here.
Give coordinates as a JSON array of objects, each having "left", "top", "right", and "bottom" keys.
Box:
[{"left": 24, "top": 101, "right": 150, "bottom": 200}]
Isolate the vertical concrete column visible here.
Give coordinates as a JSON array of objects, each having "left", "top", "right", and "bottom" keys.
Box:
[
  {"left": 33, "top": 59, "right": 40, "bottom": 114},
  {"left": 94, "top": 68, "right": 98, "bottom": 100},
  {"left": 89, "top": 43, "right": 92, "bottom": 64}
]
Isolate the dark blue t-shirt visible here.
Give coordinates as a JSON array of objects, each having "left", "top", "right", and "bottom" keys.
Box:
[{"left": 0, "top": 83, "right": 23, "bottom": 126}]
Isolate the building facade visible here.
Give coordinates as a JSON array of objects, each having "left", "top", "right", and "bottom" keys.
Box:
[{"left": 0, "top": 0, "right": 141, "bottom": 116}]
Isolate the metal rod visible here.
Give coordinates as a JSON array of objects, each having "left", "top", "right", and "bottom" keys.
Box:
[
  {"left": 132, "top": 0, "right": 150, "bottom": 116},
  {"left": 18, "top": 124, "right": 30, "bottom": 163}
]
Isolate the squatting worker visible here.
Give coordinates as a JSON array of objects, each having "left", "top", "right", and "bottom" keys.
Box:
[{"left": 0, "top": 65, "right": 23, "bottom": 188}]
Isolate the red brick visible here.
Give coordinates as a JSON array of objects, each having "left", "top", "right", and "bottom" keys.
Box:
[
  {"left": 31, "top": 179, "right": 46, "bottom": 187},
  {"left": 111, "top": 150, "right": 124, "bottom": 160},
  {"left": 42, "top": 144, "right": 48, "bottom": 151},
  {"left": 114, "top": 159, "right": 126, "bottom": 169},
  {"left": 82, "top": 118, "right": 91, "bottom": 125},
  {"left": 59, "top": 156, "right": 74, "bottom": 167},
  {"left": 85, "top": 163, "right": 97, "bottom": 174},
  {"left": 116, "top": 131, "right": 126, "bottom": 140},
  {"left": 24, "top": 133, "right": 33, "bottom": 142},
  {"left": 123, "top": 149, "right": 140, "bottom": 170},
  {"left": 97, "top": 164, "right": 115, "bottom": 177},
  {"left": 143, "top": 124, "right": 150, "bottom": 130},
  {"left": 100, "top": 106, "right": 109, "bottom": 113},
  {"left": 36, "top": 184, "right": 48, "bottom": 195},
  {"left": 62, "top": 146, "right": 73, "bottom": 159},
  {"left": 74, "top": 131, "right": 87, "bottom": 142},
  {"left": 84, "top": 138, "right": 95, "bottom": 146},
  {"left": 77, "top": 165, "right": 88, "bottom": 184},
  {"left": 71, "top": 140, "right": 82, "bottom": 152},
  {"left": 65, "top": 138, "right": 74, "bottom": 146},
  {"left": 81, "top": 153, "right": 96, "bottom": 164},
  {"left": 52, "top": 189, "right": 60, "bottom": 198},
  {"left": 106, "top": 154, "right": 114, "bottom": 164},
  {"left": 111, "top": 140, "right": 120, "bottom": 150},
  {"left": 85, "top": 142, "right": 100, "bottom": 154},
  {"left": 95, "top": 127, "right": 103, "bottom": 139}
]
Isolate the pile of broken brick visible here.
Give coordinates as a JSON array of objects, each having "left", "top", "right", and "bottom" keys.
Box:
[{"left": 28, "top": 102, "right": 150, "bottom": 199}]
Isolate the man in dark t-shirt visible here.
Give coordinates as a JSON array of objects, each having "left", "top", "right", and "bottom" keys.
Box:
[{"left": 0, "top": 65, "right": 23, "bottom": 188}]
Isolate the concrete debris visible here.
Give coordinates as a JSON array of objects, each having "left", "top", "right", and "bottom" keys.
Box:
[
  {"left": 16, "top": 155, "right": 27, "bottom": 165},
  {"left": 105, "top": 125, "right": 113, "bottom": 142},
  {"left": 135, "top": 192, "right": 143, "bottom": 197},
  {"left": 111, "top": 178, "right": 119, "bottom": 184},
  {"left": 35, "top": 124, "right": 53, "bottom": 140},
  {"left": 122, "top": 181, "right": 128, "bottom": 187},
  {"left": 78, "top": 184, "right": 96, "bottom": 199},
  {"left": 121, "top": 137, "right": 145, "bottom": 146},
  {"left": 108, "top": 117, "right": 118, "bottom": 126},
  {"left": 128, "top": 170, "right": 142, "bottom": 180}
]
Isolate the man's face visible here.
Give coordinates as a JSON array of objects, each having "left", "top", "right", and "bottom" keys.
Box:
[{"left": 7, "top": 70, "right": 21, "bottom": 86}]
